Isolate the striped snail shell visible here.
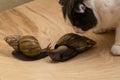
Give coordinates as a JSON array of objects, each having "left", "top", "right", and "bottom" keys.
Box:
[
  {"left": 55, "top": 33, "right": 96, "bottom": 51},
  {"left": 19, "top": 36, "right": 42, "bottom": 57},
  {"left": 4, "top": 35, "right": 49, "bottom": 61}
]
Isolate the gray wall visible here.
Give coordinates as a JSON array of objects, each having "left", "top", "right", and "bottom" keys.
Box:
[{"left": 0, "top": 0, "right": 32, "bottom": 12}]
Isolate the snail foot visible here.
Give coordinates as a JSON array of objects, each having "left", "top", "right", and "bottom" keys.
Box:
[{"left": 12, "top": 50, "right": 48, "bottom": 61}]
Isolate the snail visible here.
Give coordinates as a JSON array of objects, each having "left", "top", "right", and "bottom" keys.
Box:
[
  {"left": 47, "top": 33, "right": 96, "bottom": 62},
  {"left": 4, "top": 35, "right": 50, "bottom": 61}
]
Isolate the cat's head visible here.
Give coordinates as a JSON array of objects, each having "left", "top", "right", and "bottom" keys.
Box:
[{"left": 59, "top": 0, "right": 97, "bottom": 32}]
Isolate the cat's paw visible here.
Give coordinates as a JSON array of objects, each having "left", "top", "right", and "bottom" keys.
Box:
[
  {"left": 93, "top": 28, "right": 106, "bottom": 34},
  {"left": 111, "top": 44, "right": 120, "bottom": 56}
]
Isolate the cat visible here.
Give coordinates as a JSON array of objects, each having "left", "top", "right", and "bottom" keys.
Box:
[{"left": 58, "top": 0, "right": 120, "bottom": 55}]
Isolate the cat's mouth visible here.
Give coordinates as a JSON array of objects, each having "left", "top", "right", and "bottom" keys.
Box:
[{"left": 73, "top": 27, "right": 86, "bottom": 34}]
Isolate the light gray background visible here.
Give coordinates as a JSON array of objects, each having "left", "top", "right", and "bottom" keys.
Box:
[{"left": 0, "top": 0, "right": 32, "bottom": 12}]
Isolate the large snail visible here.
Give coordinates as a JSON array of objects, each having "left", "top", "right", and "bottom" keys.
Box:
[
  {"left": 47, "top": 33, "right": 96, "bottom": 62},
  {"left": 4, "top": 35, "right": 50, "bottom": 61}
]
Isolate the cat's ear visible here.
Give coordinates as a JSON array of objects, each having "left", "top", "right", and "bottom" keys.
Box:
[{"left": 75, "top": 4, "right": 86, "bottom": 13}]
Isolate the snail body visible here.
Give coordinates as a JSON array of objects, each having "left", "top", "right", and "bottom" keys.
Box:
[
  {"left": 4, "top": 35, "right": 49, "bottom": 61},
  {"left": 48, "top": 33, "right": 96, "bottom": 62}
]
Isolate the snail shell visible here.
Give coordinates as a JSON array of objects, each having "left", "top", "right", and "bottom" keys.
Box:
[
  {"left": 19, "top": 36, "right": 42, "bottom": 57},
  {"left": 55, "top": 33, "right": 96, "bottom": 52},
  {"left": 5, "top": 35, "right": 49, "bottom": 61},
  {"left": 48, "top": 33, "right": 96, "bottom": 62}
]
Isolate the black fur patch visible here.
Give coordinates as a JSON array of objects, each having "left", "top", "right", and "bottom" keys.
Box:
[{"left": 59, "top": 0, "right": 97, "bottom": 31}]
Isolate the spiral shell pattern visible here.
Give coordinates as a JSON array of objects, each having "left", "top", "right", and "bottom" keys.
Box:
[{"left": 19, "top": 36, "right": 41, "bottom": 57}]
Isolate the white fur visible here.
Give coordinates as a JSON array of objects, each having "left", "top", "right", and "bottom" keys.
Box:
[
  {"left": 111, "top": 44, "right": 120, "bottom": 55},
  {"left": 78, "top": 0, "right": 120, "bottom": 55}
]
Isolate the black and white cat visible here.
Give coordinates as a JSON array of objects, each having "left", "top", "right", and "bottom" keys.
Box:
[{"left": 59, "top": 0, "right": 120, "bottom": 55}]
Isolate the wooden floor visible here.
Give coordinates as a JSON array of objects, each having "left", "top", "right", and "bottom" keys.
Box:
[{"left": 0, "top": 0, "right": 120, "bottom": 80}]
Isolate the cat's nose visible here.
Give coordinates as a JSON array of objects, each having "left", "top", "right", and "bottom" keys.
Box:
[{"left": 73, "top": 27, "right": 85, "bottom": 34}]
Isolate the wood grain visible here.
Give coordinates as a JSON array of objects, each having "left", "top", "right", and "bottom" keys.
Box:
[{"left": 0, "top": 0, "right": 119, "bottom": 80}]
